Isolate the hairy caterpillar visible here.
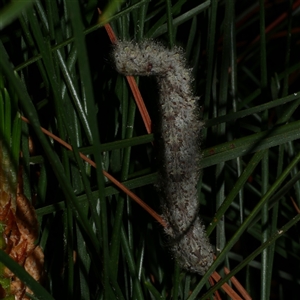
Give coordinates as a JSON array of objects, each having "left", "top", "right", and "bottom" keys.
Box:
[{"left": 113, "top": 40, "right": 214, "bottom": 275}]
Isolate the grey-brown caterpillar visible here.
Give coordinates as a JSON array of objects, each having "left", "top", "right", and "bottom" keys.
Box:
[{"left": 112, "top": 40, "right": 214, "bottom": 275}]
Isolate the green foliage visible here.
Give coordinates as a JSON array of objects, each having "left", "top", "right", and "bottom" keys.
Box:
[
  {"left": 0, "top": 0, "right": 300, "bottom": 299},
  {"left": 0, "top": 73, "right": 21, "bottom": 207},
  {"left": 0, "top": 73, "right": 28, "bottom": 300}
]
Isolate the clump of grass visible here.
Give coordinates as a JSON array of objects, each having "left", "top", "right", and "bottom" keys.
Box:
[{"left": 0, "top": 1, "right": 300, "bottom": 299}]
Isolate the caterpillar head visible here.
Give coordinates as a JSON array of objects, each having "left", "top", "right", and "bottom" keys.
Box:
[{"left": 113, "top": 40, "right": 184, "bottom": 77}]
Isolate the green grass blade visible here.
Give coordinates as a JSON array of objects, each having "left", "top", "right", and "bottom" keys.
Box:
[
  {"left": 0, "top": 250, "right": 54, "bottom": 300},
  {"left": 0, "top": 0, "right": 35, "bottom": 30}
]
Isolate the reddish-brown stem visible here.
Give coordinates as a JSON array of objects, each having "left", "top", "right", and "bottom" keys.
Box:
[
  {"left": 97, "top": 8, "right": 118, "bottom": 44},
  {"left": 98, "top": 8, "right": 152, "bottom": 134},
  {"left": 20, "top": 116, "right": 166, "bottom": 228},
  {"left": 126, "top": 76, "right": 152, "bottom": 133},
  {"left": 237, "top": 0, "right": 300, "bottom": 63},
  {"left": 208, "top": 275, "right": 221, "bottom": 300},
  {"left": 211, "top": 271, "right": 243, "bottom": 300},
  {"left": 290, "top": 196, "right": 300, "bottom": 214},
  {"left": 224, "top": 267, "right": 252, "bottom": 300},
  {"left": 250, "top": 0, "right": 300, "bottom": 45}
]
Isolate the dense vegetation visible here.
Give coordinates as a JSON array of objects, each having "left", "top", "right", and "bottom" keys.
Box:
[{"left": 0, "top": 0, "right": 300, "bottom": 299}]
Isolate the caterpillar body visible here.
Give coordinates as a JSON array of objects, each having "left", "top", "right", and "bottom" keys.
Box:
[{"left": 113, "top": 40, "right": 214, "bottom": 275}]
